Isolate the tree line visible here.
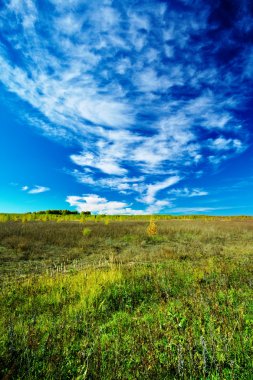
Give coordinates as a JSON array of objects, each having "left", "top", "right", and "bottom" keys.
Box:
[{"left": 30, "top": 210, "right": 91, "bottom": 215}]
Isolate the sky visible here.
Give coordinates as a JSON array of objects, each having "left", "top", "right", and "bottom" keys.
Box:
[{"left": 0, "top": 0, "right": 253, "bottom": 215}]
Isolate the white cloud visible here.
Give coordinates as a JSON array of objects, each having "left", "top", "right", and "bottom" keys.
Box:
[
  {"left": 27, "top": 186, "right": 50, "bottom": 194},
  {"left": 66, "top": 193, "right": 173, "bottom": 215},
  {"left": 169, "top": 207, "right": 223, "bottom": 213},
  {"left": 49, "top": 0, "right": 82, "bottom": 10},
  {"left": 22, "top": 185, "right": 29, "bottom": 191},
  {"left": 72, "top": 170, "right": 180, "bottom": 206},
  {"left": 66, "top": 194, "right": 144, "bottom": 215},
  {"left": 134, "top": 68, "right": 172, "bottom": 92},
  {"left": 76, "top": 98, "right": 134, "bottom": 128},
  {"left": 146, "top": 200, "right": 172, "bottom": 214},
  {"left": 208, "top": 137, "right": 244, "bottom": 152},
  {"left": 169, "top": 187, "right": 208, "bottom": 197},
  {"left": 70, "top": 152, "right": 127, "bottom": 176},
  {"left": 71, "top": 169, "right": 146, "bottom": 195},
  {"left": 141, "top": 176, "right": 181, "bottom": 204},
  {"left": 54, "top": 13, "right": 83, "bottom": 36}
]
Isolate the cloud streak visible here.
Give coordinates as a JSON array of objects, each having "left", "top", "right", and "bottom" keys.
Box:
[
  {"left": 22, "top": 185, "right": 50, "bottom": 194},
  {"left": 169, "top": 188, "right": 208, "bottom": 198},
  {"left": 141, "top": 176, "right": 181, "bottom": 204}
]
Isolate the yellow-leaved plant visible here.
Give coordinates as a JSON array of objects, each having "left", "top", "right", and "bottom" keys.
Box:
[{"left": 147, "top": 218, "right": 157, "bottom": 236}]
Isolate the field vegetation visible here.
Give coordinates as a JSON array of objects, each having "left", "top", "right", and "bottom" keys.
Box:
[{"left": 0, "top": 215, "right": 253, "bottom": 379}]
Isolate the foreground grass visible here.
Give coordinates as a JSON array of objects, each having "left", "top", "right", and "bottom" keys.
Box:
[{"left": 0, "top": 219, "right": 253, "bottom": 379}]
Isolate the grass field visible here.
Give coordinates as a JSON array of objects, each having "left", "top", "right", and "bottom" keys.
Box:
[{"left": 1, "top": 217, "right": 253, "bottom": 379}]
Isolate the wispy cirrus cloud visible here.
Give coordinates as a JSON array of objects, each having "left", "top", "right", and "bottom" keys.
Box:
[
  {"left": 169, "top": 188, "right": 208, "bottom": 198},
  {"left": 141, "top": 176, "right": 181, "bottom": 204},
  {"left": 169, "top": 207, "right": 233, "bottom": 214},
  {"left": 71, "top": 169, "right": 180, "bottom": 205},
  {"left": 22, "top": 185, "right": 50, "bottom": 194},
  {"left": 0, "top": 0, "right": 252, "bottom": 212}
]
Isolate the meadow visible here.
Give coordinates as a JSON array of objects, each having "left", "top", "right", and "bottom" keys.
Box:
[{"left": 0, "top": 215, "right": 253, "bottom": 379}]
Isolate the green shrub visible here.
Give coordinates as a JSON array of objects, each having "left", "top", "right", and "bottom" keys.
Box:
[{"left": 82, "top": 227, "right": 91, "bottom": 237}]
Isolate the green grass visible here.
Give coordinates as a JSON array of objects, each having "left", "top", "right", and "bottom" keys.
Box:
[{"left": 0, "top": 218, "right": 253, "bottom": 379}]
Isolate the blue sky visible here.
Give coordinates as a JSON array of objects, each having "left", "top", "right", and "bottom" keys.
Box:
[{"left": 0, "top": 0, "right": 253, "bottom": 215}]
